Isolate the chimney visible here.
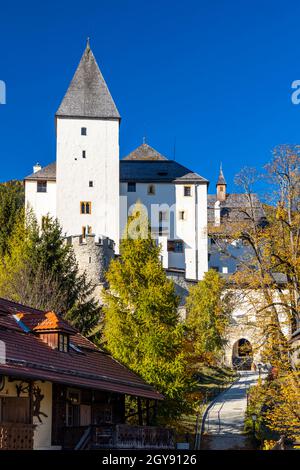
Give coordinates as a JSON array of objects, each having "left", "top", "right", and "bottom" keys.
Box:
[
  {"left": 33, "top": 163, "right": 42, "bottom": 174},
  {"left": 214, "top": 200, "right": 221, "bottom": 226}
]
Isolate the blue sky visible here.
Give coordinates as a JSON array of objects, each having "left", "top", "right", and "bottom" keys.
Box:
[{"left": 1, "top": 0, "right": 300, "bottom": 193}]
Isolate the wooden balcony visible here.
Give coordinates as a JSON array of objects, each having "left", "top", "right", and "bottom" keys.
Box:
[
  {"left": 0, "top": 423, "right": 35, "bottom": 450},
  {"left": 64, "top": 424, "right": 174, "bottom": 450}
]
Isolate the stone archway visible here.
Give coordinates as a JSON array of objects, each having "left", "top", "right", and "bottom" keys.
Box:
[{"left": 232, "top": 338, "right": 253, "bottom": 370}]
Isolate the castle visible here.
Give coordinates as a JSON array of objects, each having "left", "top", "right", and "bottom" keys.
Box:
[{"left": 24, "top": 42, "right": 268, "bottom": 368}]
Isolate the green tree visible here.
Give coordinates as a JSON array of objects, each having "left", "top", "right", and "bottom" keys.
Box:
[
  {"left": 185, "top": 269, "right": 230, "bottom": 364},
  {"left": 0, "top": 180, "right": 24, "bottom": 256},
  {"left": 0, "top": 212, "right": 100, "bottom": 338},
  {"left": 103, "top": 205, "right": 191, "bottom": 419}
]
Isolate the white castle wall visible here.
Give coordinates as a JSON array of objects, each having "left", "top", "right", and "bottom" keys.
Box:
[{"left": 25, "top": 180, "right": 57, "bottom": 225}]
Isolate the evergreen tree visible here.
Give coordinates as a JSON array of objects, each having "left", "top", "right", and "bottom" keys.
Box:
[
  {"left": 0, "top": 212, "right": 100, "bottom": 338},
  {"left": 185, "top": 269, "right": 231, "bottom": 364},
  {"left": 103, "top": 205, "right": 191, "bottom": 419}
]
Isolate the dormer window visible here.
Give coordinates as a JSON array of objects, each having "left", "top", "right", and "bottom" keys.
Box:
[{"left": 59, "top": 333, "right": 69, "bottom": 352}]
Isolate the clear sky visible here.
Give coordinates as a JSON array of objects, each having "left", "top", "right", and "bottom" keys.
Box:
[{"left": 1, "top": 0, "right": 300, "bottom": 192}]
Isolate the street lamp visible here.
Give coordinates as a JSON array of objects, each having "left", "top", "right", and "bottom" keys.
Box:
[{"left": 251, "top": 413, "right": 257, "bottom": 439}]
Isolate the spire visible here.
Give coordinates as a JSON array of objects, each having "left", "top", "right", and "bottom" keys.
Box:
[
  {"left": 56, "top": 42, "right": 120, "bottom": 119},
  {"left": 217, "top": 163, "right": 227, "bottom": 186},
  {"left": 216, "top": 163, "right": 227, "bottom": 201}
]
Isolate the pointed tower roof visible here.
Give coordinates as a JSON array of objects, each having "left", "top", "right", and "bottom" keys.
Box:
[
  {"left": 217, "top": 164, "right": 227, "bottom": 185},
  {"left": 56, "top": 40, "right": 120, "bottom": 119},
  {"left": 123, "top": 143, "right": 168, "bottom": 161}
]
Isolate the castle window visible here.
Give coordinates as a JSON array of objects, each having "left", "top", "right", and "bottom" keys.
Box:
[
  {"left": 37, "top": 181, "right": 47, "bottom": 193},
  {"left": 179, "top": 211, "right": 186, "bottom": 220},
  {"left": 148, "top": 184, "right": 155, "bottom": 195},
  {"left": 127, "top": 182, "right": 136, "bottom": 192},
  {"left": 58, "top": 334, "right": 69, "bottom": 352},
  {"left": 184, "top": 186, "right": 191, "bottom": 197},
  {"left": 89, "top": 181, "right": 93, "bottom": 187},
  {"left": 80, "top": 201, "right": 91, "bottom": 214},
  {"left": 82, "top": 150, "right": 86, "bottom": 158},
  {"left": 167, "top": 240, "right": 184, "bottom": 253},
  {"left": 81, "top": 127, "right": 87, "bottom": 136}
]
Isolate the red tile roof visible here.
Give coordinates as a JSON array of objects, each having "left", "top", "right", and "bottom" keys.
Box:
[
  {"left": 0, "top": 298, "right": 163, "bottom": 400},
  {"left": 16, "top": 311, "right": 76, "bottom": 334}
]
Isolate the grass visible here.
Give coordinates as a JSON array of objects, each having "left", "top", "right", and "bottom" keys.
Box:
[{"left": 173, "top": 365, "right": 238, "bottom": 447}]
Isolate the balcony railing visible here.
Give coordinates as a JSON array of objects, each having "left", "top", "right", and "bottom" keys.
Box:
[
  {"left": 64, "top": 424, "right": 174, "bottom": 450},
  {"left": 0, "top": 423, "right": 35, "bottom": 450}
]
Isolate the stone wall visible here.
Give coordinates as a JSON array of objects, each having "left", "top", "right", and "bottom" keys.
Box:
[{"left": 67, "top": 234, "right": 115, "bottom": 301}]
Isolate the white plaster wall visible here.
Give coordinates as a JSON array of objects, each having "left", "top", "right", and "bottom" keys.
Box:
[
  {"left": 33, "top": 381, "right": 54, "bottom": 450},
  {"left": 175, "top": 183, "right": 208, "bottom": 280},
  {"left": 25, "top": 180, "right": 57, "bottom": 225},
  {"left": 56, "top": 117, "right": 120, "bottom": 252},
  {"left": 0, "top": 378, "right": 56, "bottom": 450},
  {"left": 196, "top": 184, "right": 208, "bottom": 280}
]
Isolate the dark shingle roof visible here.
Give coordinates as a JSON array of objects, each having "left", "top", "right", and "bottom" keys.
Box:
[
  {"left": 123, "top": 143, "right": 168, "bottom": 161},
  {"left": 120, "top": 161, "right": 208, "bottom": 184},
  {"left": 24, "top": 160, "right": 208, "bottom": 184},
  {"left": 25, "top": 162, "right": 56, "bottom": 181},
  {"left": 56, "top": 43, "right": 120, "bottom": 119},
  {"left": 207, "top": 193, "right": 265, "bottom": 223}
]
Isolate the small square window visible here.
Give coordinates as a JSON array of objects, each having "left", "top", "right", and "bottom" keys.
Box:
[
  {"left": 184, "top": 186, "right": 191, "bottom": 197},
  {"left": 127, "top": 182, "right": 136, "bottom": 192},
  {"left": 89, "top": 181, "right": 93, "bottom": 187},
  {"left": 37, "top": 181, "right": 47, "bottom": 193},
  {"left": 179, "top": 211, "right": 185, "bottom": 220},
  {"left": 174, "top": 241, "right": 184, "bottom": 253},
  {"left": 148, "top": 184, "right": 155, "bottom": 195},
  {"left": 82, "top": 150, "right": 86, "bottom": 158},
  {"left": 81, "top": 127, "right": 87, "bottom": 136}
]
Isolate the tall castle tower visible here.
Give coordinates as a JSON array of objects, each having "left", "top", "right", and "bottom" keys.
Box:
[{"left": 56, "top": 40, "right": 120, "bottom": 251}]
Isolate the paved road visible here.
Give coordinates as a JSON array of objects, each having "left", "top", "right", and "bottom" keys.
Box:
[{"left": 202, "top": 371, "right": 261, "bottom": 450}]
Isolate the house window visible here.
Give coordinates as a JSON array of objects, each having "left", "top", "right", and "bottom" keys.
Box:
[
  {"left": 158, "top": 211, "right": 168, "bottom": 236},
  {"left": 89, "top": 181, "right": 93, "bottom": 187},
  {"left": 80, "top": 201, "right": 91, "bottom": 214},
  {"left": 167, "top": 240, "right": 184, "bottom": 253},
  {"left": 174, "top": 240, "right": 184, "bottom": 253},
  {"left": 82, "top": 150, "right": 86, "bottom": 158},
  {"left": 37, "top": 181, "right": 47, "bottom": 193},
  {"left": 127, "top": 182, "right": 136, "bottom": 192},
  {"left": 58, "top": 334, "right": 69, "bottom": 352},
  {"left": 179, "top": 211, "right": 185, "bottom": 220},
  {"left": 148, "top": 184, "right": 155, "bottom": 195},
  {"left": 184, "top": 186, "right": 191, "bottom": 197},
  {"left": 81, "top": 127, "right": 87, "bottom": 136}
]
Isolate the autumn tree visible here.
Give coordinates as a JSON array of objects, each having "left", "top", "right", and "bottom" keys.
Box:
[
  {"left": 209, "top": 145, "right": 300, "bottom": 369},
  {"left": 185, "top": 269, "right": 231, "bottom": 364},
  {"left": 103, "top": 204, "right": 192, "bottom": 419}
]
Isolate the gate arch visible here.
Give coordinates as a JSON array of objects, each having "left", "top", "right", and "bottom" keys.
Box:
[{"left": 232, "top": 338, "right": 253, "bottom": 370}]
